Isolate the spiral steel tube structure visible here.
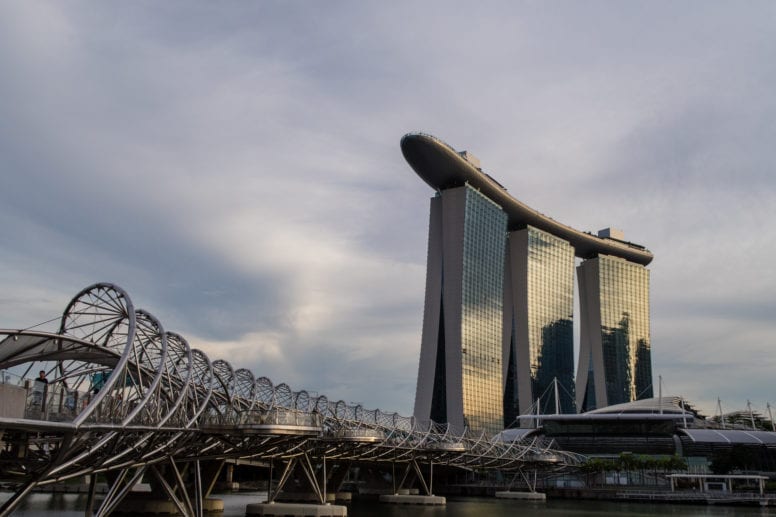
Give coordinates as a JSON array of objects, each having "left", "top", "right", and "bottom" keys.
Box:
[{"left": 0, "top": 283, "right": 582, "bottom": 515}]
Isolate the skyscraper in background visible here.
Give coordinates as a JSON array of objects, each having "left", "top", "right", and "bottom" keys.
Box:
[
  {"left": 413, "top": 184, "right": 508, "bottom": 435},
  {"left": 576, "top": 252, "right": 652, "bottom": 411},
  {"left": 402, "top": 133, "right": 654, "bottom": 434},
  {"left": 503, "top": 226, "right": 576, "bottom": 427}
]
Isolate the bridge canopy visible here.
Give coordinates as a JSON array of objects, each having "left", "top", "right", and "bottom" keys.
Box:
[{"left": 0, "top": 331, "right": 122, "bottom": 369}]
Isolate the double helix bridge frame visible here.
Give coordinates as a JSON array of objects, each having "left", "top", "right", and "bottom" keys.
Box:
[{"left": 0, "top": 283, "right": 582, "bottom": 516}]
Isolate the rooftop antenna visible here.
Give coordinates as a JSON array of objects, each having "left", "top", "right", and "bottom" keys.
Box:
[
  {"left": 768, "top": 403, "right": 775, "bottom": 432},
  {"left": 747, "top": 400, "right": 756, "bottom": 430},
  {"left": 658, "top": 375, "right": 663, "bottom": 415},
  {"left": 717, "top": 397, "right": 726, "bottom": 429},
  {"left": 554, "top": 377, "right": 560, "bottom": 415}
]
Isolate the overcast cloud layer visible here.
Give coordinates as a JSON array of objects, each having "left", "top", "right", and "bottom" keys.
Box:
[{"left": 1, "top": 1, "right": 774, "bottom": 417}]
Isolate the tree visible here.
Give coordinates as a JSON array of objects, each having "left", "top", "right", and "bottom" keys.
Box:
[
  {"left": 619, "top": 453, "right": 637, "bottom": 485},
  {"left": 667, "top": 454, "right": 687, "bottom": 472},
  {"left": 580, "top": 458, "right": 617, "bottom": 487}
]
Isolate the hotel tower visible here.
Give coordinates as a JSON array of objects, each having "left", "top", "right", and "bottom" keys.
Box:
[{"left": 402, "top": 133, "right": 654, "bottom": 434}]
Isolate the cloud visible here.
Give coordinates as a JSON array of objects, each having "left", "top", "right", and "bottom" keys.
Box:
[{"left": 1, "top": 1, "right": 774, "bottom": 417}]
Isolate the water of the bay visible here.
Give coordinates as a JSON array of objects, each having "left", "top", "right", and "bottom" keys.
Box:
[{"left": 2, "top": 491, "right": 773, "bottom": 516}]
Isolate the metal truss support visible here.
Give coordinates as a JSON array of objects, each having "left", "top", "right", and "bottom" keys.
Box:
[
  {"left": 84, "top": 474, "right": 98, "bottom": 516},
  {"left": 325, "top": 460, "right": 351, "bottom": 495},
  {"left": 167, "top": 460, "right": 197, "bottom": 514},
  {"left": 200, "top": 459, "right": 225, "bottom": 500},
  {"left": 519, "top": 468, "right": 538, "bottom": 492},
  {"left": 396, "top": 458, "right": 433, "bottom": 496},
  {"left": 95, "top": 466, "right": 146, "bottom": 517},
  {"left": 194, "top": 460, "right": 204, "bottom": 517},
  {"left": 94, "top": 460, "right": 205, "bottom": 517},
  {"left": 268, "top": 457, "right": 296, "bottom": 503},
  {"left": 413, "top": 459, "right": 433, "bottom": 496},
  {"left": 0, "top": 479, "right": 38, "bottom": 517},
  {"left": 148, "top": 462, "right": 194, "bottom": 517},
  {"left": 298, "top": 454, "right": 325, "bottom": 504},
  {"left": 268, "top": 453, "right": 330, "bottom": 505},
  {"left": 504, "top": 467, "right": 538, "bottom": 492},
  {"left": 148, "top": 458, "right": 209, "bottom": 517},
  {"left": 396, "top": 462, "right": 412, "bottom": 493}
]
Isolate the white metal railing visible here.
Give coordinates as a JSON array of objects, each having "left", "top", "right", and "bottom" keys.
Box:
[{"left": 202, "top": 408, "right": 322, "bottom": 428}]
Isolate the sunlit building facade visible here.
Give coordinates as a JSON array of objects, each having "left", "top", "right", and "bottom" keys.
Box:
[
  {"left": 413, "top": 184, "right": 508, "bottom": 435},
  {"left": 503, "top": 226, "right": 576, "bottom": 427},
  {"left": 403, "top": 132, "right": 654, "bottom": 433},
  {"left": 576, "top": 254, "right": 652, "bottom": 411}
]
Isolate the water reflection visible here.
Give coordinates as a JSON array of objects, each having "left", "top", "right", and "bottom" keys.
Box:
[{"left": 1, "top": 492, "right": 771, "bottom": 517}]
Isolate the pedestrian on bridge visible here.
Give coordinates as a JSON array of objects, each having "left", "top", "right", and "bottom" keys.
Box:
[{"left": 32, "top": 370, "right": 48, "bottom": 410}]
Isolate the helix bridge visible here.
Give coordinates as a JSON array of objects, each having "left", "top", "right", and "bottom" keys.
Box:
[{"left": 0, "top": 283, "right": 582, "bottom": 516}]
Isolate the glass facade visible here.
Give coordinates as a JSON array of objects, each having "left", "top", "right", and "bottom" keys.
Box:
[
  {"left": 415, "top": 181, "right": 652, "bottom": 430},
  {"left": 598, "top": 255, "right": 652, "bottom": 405},
  {"left": 525, "top": 227, "right": 575, "bottom": 413},
  {"left": 409, "top": 136, "right": 655, "bottom": 431},
  {"left": 460, "top": 185, "right": 507, "bottom": 434},
  {"left": 505, "top": 227, "right": 575, "bottom": 424}
]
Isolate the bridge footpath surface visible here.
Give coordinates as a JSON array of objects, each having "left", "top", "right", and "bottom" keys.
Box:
[{"left": 0, "top": 283, "right": 581, "bottom": 516}]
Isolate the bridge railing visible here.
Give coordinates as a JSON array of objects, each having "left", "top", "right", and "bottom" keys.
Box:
[
  {"left": 201, "top": 407, "right": 322, "bottom": 429},
  {"left": 23, "top": 382, "right": 90, "bottom": 422},
  {"left": 18, "top": 380, "right": 142, "bottom": 426},
  {"left": 326, "top": 428, "right": 386, "bottom": 442}
]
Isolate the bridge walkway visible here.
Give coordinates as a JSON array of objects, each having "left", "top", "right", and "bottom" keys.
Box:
[{"left": 0, "top": 283, "right": 583, "bottom": 516}]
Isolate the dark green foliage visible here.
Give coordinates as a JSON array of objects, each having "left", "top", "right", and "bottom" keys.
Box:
[{"left": 579, "top": 453, "right": 687, "bottom": 486}]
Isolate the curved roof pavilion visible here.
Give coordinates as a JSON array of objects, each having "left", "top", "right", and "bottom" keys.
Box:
[{"left": 401, "top": 132, "right": 653, "bottom": 266}]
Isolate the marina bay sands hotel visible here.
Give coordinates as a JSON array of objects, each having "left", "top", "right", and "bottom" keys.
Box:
[{"left": 402, "top": 133, "right": 653, "bottom": 435}]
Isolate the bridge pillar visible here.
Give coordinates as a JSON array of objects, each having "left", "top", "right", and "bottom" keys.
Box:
[
  {"left": 395, "top": 459, "right": 431, "bottom": 495},
  {"left": 101, "top": 459, "right": 225, "bottom": 517},
  {"left": 252, "top": 453, "right": 346, "bottom": 516},
  {"left": 95, "top": 466, "right": 147, "bottom": 517},
  {"left": 270, "top": 456, "right": 323, "bottom": 503},
  {"left": 217, "top": 462, "right": 239, "bottom": 491},
  {"left": 268, "top": 453, "right": 350, "bottom": 505}
]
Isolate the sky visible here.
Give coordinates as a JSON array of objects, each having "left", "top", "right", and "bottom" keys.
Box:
[{"left": 1, "top": 1, "right": 774, "bottom": 419}]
